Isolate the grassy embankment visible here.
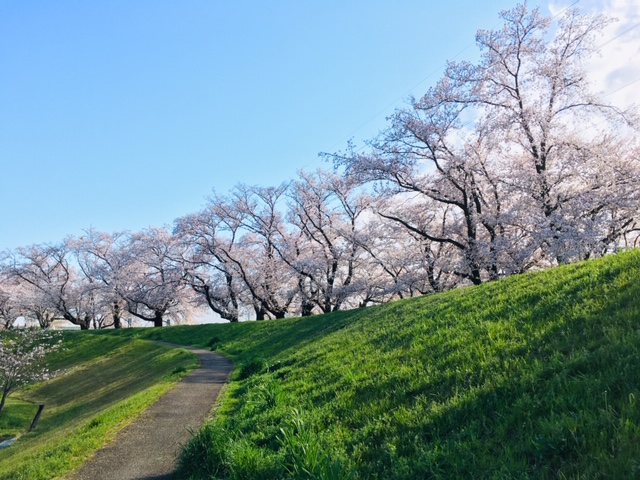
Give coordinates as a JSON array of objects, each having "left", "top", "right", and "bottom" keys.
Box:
[
  {"left": 0, "top": 399, "right": 35, "bottom": 441},
  {"left": 0, "top": 335, "right": 198, "bottom": 480},
  {"left": 114, "top": 249, "right": 640, "bottom": 479}
]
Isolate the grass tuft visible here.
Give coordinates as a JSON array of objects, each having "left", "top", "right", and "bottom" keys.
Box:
[{"left": 238, "top": 358, "right": 269, "bottom": 380}]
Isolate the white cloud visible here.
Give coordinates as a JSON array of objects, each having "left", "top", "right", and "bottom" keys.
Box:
[{"left": 550, "top": 0, "right": 640, "bottom": 109}]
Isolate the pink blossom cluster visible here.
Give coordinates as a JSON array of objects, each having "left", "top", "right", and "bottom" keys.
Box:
[{"left": 0, "top": 329, "right": 62, "bottom": 414}]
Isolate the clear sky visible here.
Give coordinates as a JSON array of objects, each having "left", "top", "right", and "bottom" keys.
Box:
[{"left": 1, "top": 0, "right": 638, "bottom": 251}]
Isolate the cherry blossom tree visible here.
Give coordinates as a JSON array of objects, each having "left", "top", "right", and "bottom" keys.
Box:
[
  {"left": 328, "top": 3, "right": 639, "bottom": 282},
  {"left": 1, "top": 254, "right": 54, "bottom": 329},
  {"left": 453, "top": 4, "right": 639, "bottom": 263},
  {"left": 174, "top": 206, "right": 244, "bottom": 323},
  {"left": 3, "top": 242, "right": 97, "bottom": 330},
  {"left": 71, "top": 230, "right": 132, "bottom": 329},
  {"left": 225, "top": 184, "right": 297, "bottom": 320},
  {"left": 119, "top": 227, "right": 195, "bottom": 327},
  {"left": 330, "top": 116, "right": 508, "bottom": 285},
  {"left": 355, "top": 212, "right": 459, "bottom": 303},
  {"left": 284, "top": 170, "right": 372, "bottom": 313},
  {"left": 185, "top": 186, "right": 297, "bottom": 321},
  {"left": 0, "top": 329, "right": 62, "bottom": 415},
  {"left": 0, "top": 273, "right": 22, "bottom": 330}
]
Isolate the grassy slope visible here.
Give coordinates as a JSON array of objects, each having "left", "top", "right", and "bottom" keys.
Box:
[
  {"left": 91, "top": 250, "right": 640, "bottom": 478},
  {"left": 0, "top": 335, "right": 198, "bottom": 480},
  {"left": 0, "top": 398, "right": 36, "bottom": 440}
]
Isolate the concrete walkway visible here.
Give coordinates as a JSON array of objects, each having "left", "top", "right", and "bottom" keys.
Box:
[{"left": 70, "top": 345, "right": 233, "bottom": 480}]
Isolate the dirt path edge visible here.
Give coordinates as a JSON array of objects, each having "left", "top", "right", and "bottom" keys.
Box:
[{"left": 69, "top": 344, "right": 233, "bottom": 480}]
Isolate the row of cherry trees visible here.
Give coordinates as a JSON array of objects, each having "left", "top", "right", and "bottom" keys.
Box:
[
  {"left": 0, "top": 171, "right": 439, "bottom": 329},
  {"left": 1, "top": 3, "right": 639, "bottom": 330}
]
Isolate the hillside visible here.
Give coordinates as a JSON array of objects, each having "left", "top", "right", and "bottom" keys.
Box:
[
  {"left": 0, "top": 336, "right": 197, "bottom": 480},
  {"left": 102, "top": 249, "right": 640, "bottom": 478}
]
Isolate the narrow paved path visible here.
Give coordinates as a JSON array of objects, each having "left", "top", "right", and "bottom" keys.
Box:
[{"left": 70, "top": 345, "right": 233, "bottom": 480}]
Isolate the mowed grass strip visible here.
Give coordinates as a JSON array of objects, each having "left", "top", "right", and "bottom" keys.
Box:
[
  {"left": 97, "top": 249, "right": 640, "bottom": 479},
  {"left": 0, "top": 335, "right": 198, "bottom": 480}
]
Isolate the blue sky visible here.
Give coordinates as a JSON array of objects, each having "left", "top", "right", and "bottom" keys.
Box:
[{"left": 1, "top": 0, "right": 637, "bottom": 251}]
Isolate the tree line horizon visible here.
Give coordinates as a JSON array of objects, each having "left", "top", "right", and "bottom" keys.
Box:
[{"left": 1, "top": 3, "right": 639, "bottom": 329}]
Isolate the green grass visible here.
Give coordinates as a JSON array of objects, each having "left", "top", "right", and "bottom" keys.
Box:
[
  {"left": 109, "top": 249, "right": 640, "bottom": 479},
  {"left": 0, "top": 398, "right": 39, "bottom": 440},
  {"left": 0, "top": 335, "right": 198, "bottom": 480}
]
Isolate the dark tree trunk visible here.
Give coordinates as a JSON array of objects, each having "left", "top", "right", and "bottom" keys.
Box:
[
  {"left": 112, "top": 302, "right": 122, "bottom": 329},
  {"left": 0, "top": 387, "right": 9, "bottom": 415},
  {"left": 64, "top": 312, "right": 90, "bottom": 330},
  {"left": 201, "top": 285, "right": 239, "bottom": 322},
  {"left": 427, "top": 263, "right": 442, "bottom": 293},
  {"left": 254, "top": 302, "right": 272, "bottom": 320},
  {"left": 301, "top": 301, "right": 314, "bottom": 317},
  {"left": 469, "top": 269, "right": 482, "bottom": 285},
  {"left": 154, "top": 311, "right": 163, "bottom": 327}
]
